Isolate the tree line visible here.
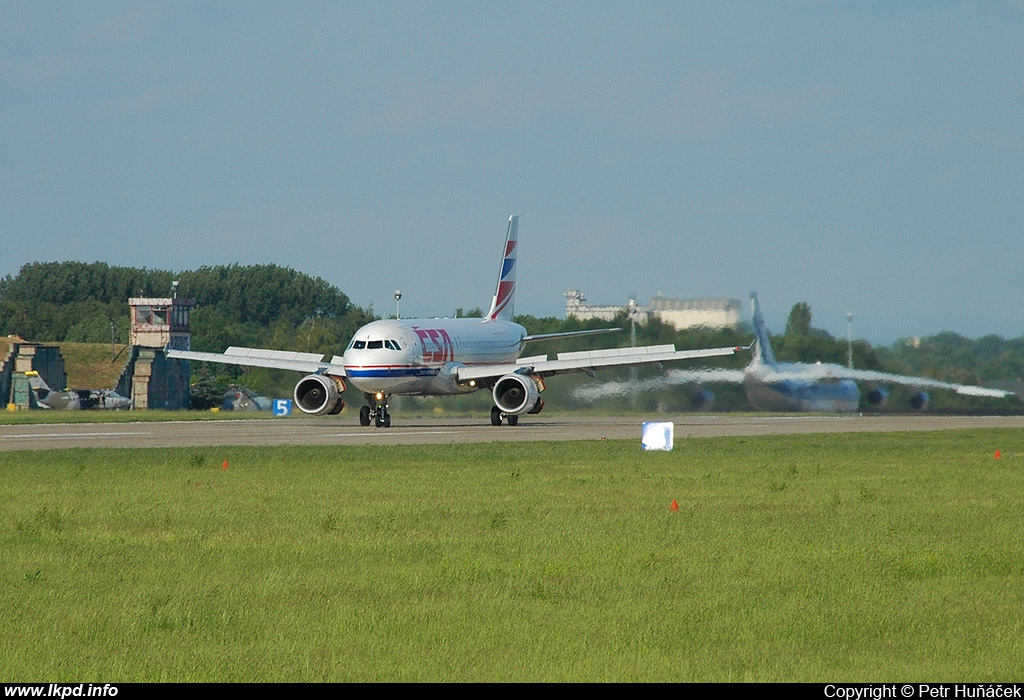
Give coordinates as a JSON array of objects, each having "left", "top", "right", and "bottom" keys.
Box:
[
  {"left": 2, "top": 261, "right": 1020, "bottom": 411},
  {"left": 0, "top": 261, "right": 375, "bottom": 362}
]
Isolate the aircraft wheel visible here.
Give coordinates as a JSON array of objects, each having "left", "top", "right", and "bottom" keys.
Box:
[
  {"left": 359, "top": 406, "right": 371, "bottom": 426},
  {"left": 506, "top": 414, "right": 519, "bottom": 426},
  {"left": 384, "top": 413, "right": 391, "bottom": 428},
  {"left": 375, "top": 413, "right": 384, "bottom": 428},
  {"left": 490, "top": 406, "right": 502, "bottom": 426}
]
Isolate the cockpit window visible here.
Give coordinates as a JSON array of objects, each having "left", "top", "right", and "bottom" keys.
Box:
[{"left": 350, "top": 339, "right": 401, "bottom": 351}]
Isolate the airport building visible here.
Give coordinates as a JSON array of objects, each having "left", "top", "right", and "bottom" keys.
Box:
[
  {"left": 564, "top": 289, "right": 742, "bottom": 330},
  {"left": 2, "top": 293, "right": 195, "bottom": 411}
]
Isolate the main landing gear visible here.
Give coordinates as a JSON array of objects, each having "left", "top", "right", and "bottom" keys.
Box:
[
  {"left": 490, "top": 405, "right": 519, "bottom": 426},
  {"left": 360, "top": 392, "right": 392, "bottom": 428}
]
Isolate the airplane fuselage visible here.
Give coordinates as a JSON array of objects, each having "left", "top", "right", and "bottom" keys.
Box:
[
  {"left": 744, "top": 363, "right": 861, "bottom": 412},
  {"left": 342, "top": 318, "right": 528, "bottom": 396},
  {"left": 32, "top": 385, "right": 131, "bottom": 410}
]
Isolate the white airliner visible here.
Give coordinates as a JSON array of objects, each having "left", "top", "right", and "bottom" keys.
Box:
[
  {"left": 575, "top": 291, "right": 1015, "bottom": 412},
  {"left": 167, "top": 215, "right": 742, "bottom": 427}
]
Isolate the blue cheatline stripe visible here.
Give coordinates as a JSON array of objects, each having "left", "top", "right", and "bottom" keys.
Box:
[{"left": 346, "top": 366, "right": 440, "bottom": 379}]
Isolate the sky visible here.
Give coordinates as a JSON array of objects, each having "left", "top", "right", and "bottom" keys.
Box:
[{"left": 2, "top": 2, "right": 1022, "bottom": 344}]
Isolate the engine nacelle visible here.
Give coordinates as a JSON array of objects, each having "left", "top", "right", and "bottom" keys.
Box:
[
  {"left": 493, "top": 373, "right": 543, "bottom": 415},
  {"left": 909, "top": 391, "right": 929, "bottom": 411},
  {"left": 293, "top": 374, "right": 346, "bottom": 415},
  {"left": 690, "top": 388, "right": 715, "bottom": 411},
  {"left": 865, "top": 387, "right": 889, "bottom": 406}
]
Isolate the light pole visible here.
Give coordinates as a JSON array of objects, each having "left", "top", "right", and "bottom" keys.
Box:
[
  {"left": 628, "top": 297, "right": 638, "bottom": 348},
  {"left": 628, "top": 297, "right": 639, "bottom": 407},
  {"left": 846, "top": 312, "right": 853, "bottom": 368},
  {"left": 394, "top": 290, "right": 402, "bottom": 319}
]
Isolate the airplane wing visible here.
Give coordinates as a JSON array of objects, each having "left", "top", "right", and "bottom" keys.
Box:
[
  {"left": 572, "top": 362, "right": 1015, "bottom": 403},
  {"left": 457, "top": 344, "right": 742, "bottom": 383},
  {"left": 656, "top": 363, "right": 1012, "bottom": 398},
  {"left": 771, "top": 365, "right": 1014, "bottom": 398},
  {"left": 571, "top": 367, "right": 747, "bottom": 401},
  {"left": 166, "top": 346, "right": 347, "bottom": 376}
]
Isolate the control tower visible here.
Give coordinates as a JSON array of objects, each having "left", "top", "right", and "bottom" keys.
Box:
[{"left": 125, "top": 285, "right": 195, "bottom": 409}]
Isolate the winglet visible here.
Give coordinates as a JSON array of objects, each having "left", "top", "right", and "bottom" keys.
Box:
[
  {"left": 485, "top": 215, "right": 518, "bottom": 321},
  {"left": 750, "top": 291, "right": 777, "bottom": 367}
]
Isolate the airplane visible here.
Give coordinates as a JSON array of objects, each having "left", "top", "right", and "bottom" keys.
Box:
[
  {"left": 167, "top": 215, "right": 743, "bottom": 427},
  {"left": 221, "top": 385, "right": 272, "bottom": 412},
  {"left": 24, "top": 371, "right": 133, "bottom": 410},
  {"left": 573, "top": 291, "right": 1015, "bottom": 412}
]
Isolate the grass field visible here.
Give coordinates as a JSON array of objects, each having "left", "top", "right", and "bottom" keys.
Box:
[{"left": 2, "top": 429, "right": 1022, "bottom": 682}]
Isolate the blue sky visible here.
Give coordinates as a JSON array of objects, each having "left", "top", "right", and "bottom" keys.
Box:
[{"left": 3, "top": 2, "right": 1022, "bottom": 344}]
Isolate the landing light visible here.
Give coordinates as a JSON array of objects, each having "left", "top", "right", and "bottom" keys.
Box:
[{"left": 375, "top": 391, "right": 385, "bottom": 401}]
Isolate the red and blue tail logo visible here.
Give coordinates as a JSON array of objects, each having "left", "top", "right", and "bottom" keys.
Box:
[{"left": 486, "top": 215, "right": 518, "bottom": 321}]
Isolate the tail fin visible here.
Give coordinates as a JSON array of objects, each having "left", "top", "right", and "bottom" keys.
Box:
[
  {"left": 24, "top": 370, "right": 55, "bottom": 407},
  {"left": 749, "top": 291, "right": 777, "bottom": 366},
  {"left": 24, "top": 370, "right": 50, "bottom": 393},
  {"left": 485, "top": 215, "right": 518, "bottom": 321}
]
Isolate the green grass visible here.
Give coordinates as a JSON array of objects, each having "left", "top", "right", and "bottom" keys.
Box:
[{"left": 2, "top": 431, "right": 1023, "bottom": 681}]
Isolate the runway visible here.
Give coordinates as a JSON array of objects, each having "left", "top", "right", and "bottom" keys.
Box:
[{"left": 1, "top": 413, "right": 1021, "bottom": 451}]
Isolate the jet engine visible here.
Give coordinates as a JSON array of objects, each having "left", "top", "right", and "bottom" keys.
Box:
[
  {"left": 293, "top": 374, "right": 346, "bottom": 415},
  {"left": 690, "top": 388, "right": 715, "bottom": 411},
  {"left": 865, "top": 387, "right": 889, "bottom": 407},
  {"left": 865, "top": 386, "right": 929, "bottom": 410},
  {"left": 493, "top": 373, "right": 544, "bottom": 415}
]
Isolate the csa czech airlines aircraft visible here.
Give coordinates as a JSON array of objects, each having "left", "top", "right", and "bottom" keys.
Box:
[
  {"left": 168, "top": 215, "right": 742, "bottom": 427},
  {"left": 574, "top": 292, "right": 1015, "bottom": 412}
]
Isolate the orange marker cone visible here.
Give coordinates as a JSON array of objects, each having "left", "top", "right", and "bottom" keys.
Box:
[
  {"left": 670, "top": 499, "right": 679, "bottom": 512},
  {"left": 994, "top": 450, "right": 1001, "bottom": 460},
  {"left": 222, "top": 459, "right": 229, "bottom": 470}
]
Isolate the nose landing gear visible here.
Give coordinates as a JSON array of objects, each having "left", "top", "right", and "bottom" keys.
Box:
[{"left": 360, "top": 392, "right": 392, "bottom": 428}]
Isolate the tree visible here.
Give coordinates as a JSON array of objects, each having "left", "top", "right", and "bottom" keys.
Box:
[{"left": 785, "top": 302, "right": 812, "bottom": 337}]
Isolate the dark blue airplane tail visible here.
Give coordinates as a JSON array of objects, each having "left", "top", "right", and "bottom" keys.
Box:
[{"left": 749, "top": 292, "right": 777, "bottom": 367}]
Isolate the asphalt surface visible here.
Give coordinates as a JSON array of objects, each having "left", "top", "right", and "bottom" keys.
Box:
[{"left": 1, "top": 413, "right": 1021, "bottom": 451}]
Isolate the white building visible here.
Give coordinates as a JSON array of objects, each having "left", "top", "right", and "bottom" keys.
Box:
[{"left": 565, "top": 289, "right": 741, "bottom": 330}]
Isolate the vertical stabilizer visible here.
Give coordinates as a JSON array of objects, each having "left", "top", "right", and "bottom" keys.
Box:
[
  {"left": 24, "top": 371, "right": 59, "bottom": 409},
  {"left": 485, "top": 215, "right": 518, "bottom": 321},
  {"left": 749, "top": 292, "right": 777, "bottom": 367},
  {"left": 24, "top": 371, "right": 50, "bottom": 395}
]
